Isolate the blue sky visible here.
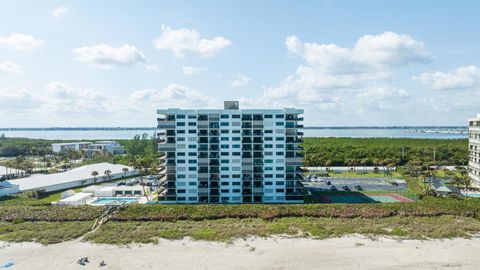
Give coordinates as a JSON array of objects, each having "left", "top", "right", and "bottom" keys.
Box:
[{"left": 0, "top": 0, "right": 479, "bottom": 127}]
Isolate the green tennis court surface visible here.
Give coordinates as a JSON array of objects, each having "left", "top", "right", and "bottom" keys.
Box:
[{"left": 314, "top": 193, "right": 414, "bottom": 203}]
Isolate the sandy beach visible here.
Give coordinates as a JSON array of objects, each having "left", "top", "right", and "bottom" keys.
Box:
[{"left": 1, "top": 236, "right": 480, "bottom": 270}]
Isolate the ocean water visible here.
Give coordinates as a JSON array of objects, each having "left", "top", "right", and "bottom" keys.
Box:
[{"left": 0, "top": 128, "right": 468, "bottom": 140}]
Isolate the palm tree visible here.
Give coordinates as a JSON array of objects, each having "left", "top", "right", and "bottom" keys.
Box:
[
  {"left": 91, "top": 171, "right": 99, "bottom": 183},
  {"left": 122, "top": 167, "right": 129, "bottom": 178},
  {"left": 104, "top": 169, "right": 112, "bottom": 180},
  {"left": 324, "top": 160, "right": 332, "bottom": 172}
]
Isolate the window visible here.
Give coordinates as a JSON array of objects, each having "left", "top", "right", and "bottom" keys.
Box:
[
  {"left": 188, "top": 122, "right": 197, "bottom": 126},
  {"left": 232, "top": 174, "right": 241, "bottom": 178},
  {"left": 177, "top": 130, "right": 185, "bottom": 134},
  {"left": 221, "top": 189, "right": 229, "bottom": 193},
  {"left": 189, "top": 182, "right": 197, "bottom": 186},
  {"left": 232, "top": 130, "right": 240, "bottom": 134},
  {"left": 177, "top": 137, "right": 185, "bottom": 141},
  {"left": 188, "top": 130, "right": 197, "bottom": 134},
  {"left": 276, "top": 166, "right": 285, "bottom": 170},
  {"left": 276, "top": 151, "right": 284, "bottom": 155},
  {"left": 265, "top": 181, "right": 273, "bottom": 185},
  {"left": 265, "top": 137, "right": 273, "bottom": 141},
  {"left": 232, "top": 152, "right": 241, "bottom": 156},
  {"left": 177, "top": 152, "right": 186, "bottom": 156},
  {"left": 188, "top": 160, "right": 197, "bottom": 164},
  {"left": 232, "top": 144, "right": 241, "bottom": 148},
  {"left": 177, "top": 115, "right": 186, "bottom": 119},
  {"left": 276, "top": 137, "right": 285, "bottom": 141},
  {"left": 188, "top": 137, "right": 197, "bottom": 141},
  {"left": 276, "top": 189, "right": 285, "bottom": 193},
  {"left": 221, "top": 152, "right": 229, "bottom": 156},
  {"left": 232, "top": 114, "right": 240, "bottom": 118},
  {"left": 264, "top": 114, "right": 273, "bottom": 118},
  {"left": 188, "top": 145, "right": 197, "bottom": 149},
  {"left": 177, "top": 182, "right": 186, "bottom": 186},
  {"left": 276, "top": 122, "right": 284, "bottom": 126},
  {"left": 276, "top": 144, "right": 284, "bottom": 148},
  {"left": 221, "top": 182, "right": 229, "bottom": 186},
  {"left": 221, "top": 144, "right": 229, "bottom": 149},
  {"left": 276, "top": 181, "right": 285, "bottom": 185},
  {"left": 221, "top": 114, "right": 229, "bottom": 119},
  {"left": 221, "top": 137, "right": 229, "bottom": 141},
  {"left": 221, "top": 160, "right": 229, "bottom": 164},
  {"left": 264, "top": 151, "right": 273, "bottom": 156},
  {"left": 232, "top": 182, "right": 241, "bottom": 186},
  {"left": 188, "top": 152, "right": 197, "bottom": 156},
  {"left": 275, "top": 129, "right": 284, "bottom": 134},
  {"left": 232, "top": 189, "right": 241, "bottom": 193},
  {"left": 265, "top": 167, "right": 273, "bottom": 171},
  {"left": 177, "top": 160, "right": 186, "bottom": 163},
  {"left": 177, "top": 174, "right": 186, "bottom": 178},
  {"left": 221, "top": 122, "right": 229, "bottom": 126},
  {"left": 188, "top": 115, "right": 196, "bottom": 119},
  {"left": 232, "top": 137, "right": 240, "bottom": 141},
  {"left": 221, "top": 167, "right": 229, "bottom": 171},
  {"left": 232, "top": 122, "right": 241, "bottom": 126},
  {"left": 188, "top": 167, "right": 196, "bottom": 171},
  {"left": 265, "top": 130, "right": 273, "bottom": 134},
  {"left": 176, "top": 122, "right": 185, "bottom": 126},
  {"left": 221, "top": 174, "right": 229, "bottom": 178},
  {"left": 177, "top": 197, "right": 186, "bottom": 201},
  {"left": 221, "top": 130, "right": 229, "bottom": 134},
  {"left": 177, "top": 189, "right": 186, "bottom": 193},
  {"left": 265, "top": 144, "right": 273, "bottom": 148},
  {"left": 276, "top": 114, "right": 284, "bottom": 118}
]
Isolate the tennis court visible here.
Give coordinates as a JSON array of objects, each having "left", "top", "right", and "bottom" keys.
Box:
[{"left": 313, "top": 192, "right": 414, "bottom": 203}]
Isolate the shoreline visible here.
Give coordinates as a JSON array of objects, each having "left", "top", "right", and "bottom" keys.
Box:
[{"left": 1, "top": 235, "right": 480, "bottom": 269}]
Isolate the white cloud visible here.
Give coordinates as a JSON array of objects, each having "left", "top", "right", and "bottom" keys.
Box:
[
  {"left": 413, "top": 65, "right": 480, "bottom": 90},
  {"left": 72, "top": 44, "right": 146, "bottom": 68},
  {"left": 0, "top": 86, "right": 40, "bottom": 111},
  {"left": 264, "top": 32, "right": 430, "bottom": 105},
  {"left": 131, "top": 83, "right": 214, "bottom": 108},
  {"left": 229, "top": 72, "right": 251, "bottom": 87},
  {"left": 182, "top": 66, "right": 208, "bottom": 75},
  {"left": 145, "top": 64, "right": 160, "bottom": 72},
  {"left": 356, "top": 84, "right": 410, "bottom": 111},
  {"left": 51, "top": 6, "right": 69, "bottom": 19},
  {"left": 0, "top": 61, "right": 23, "bottom": 75},
  {"left": 153, "top": 25, "right": 231, "bottom": 58},
  {"left": 0, "top": 33, "right": 44, "bottom": 51},
  {"left": 46, "top": 81, "right": 116, "bottom": 114}
]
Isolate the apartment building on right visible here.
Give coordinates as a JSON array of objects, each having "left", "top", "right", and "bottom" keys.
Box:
[{"left": 468, "top": 113, "right": 480, "bottom": 186}]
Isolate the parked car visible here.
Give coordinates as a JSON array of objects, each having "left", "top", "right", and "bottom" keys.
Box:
[
  {"left": 330, "top": 185, "right": 337, "bottom": 191},
  {"left": 342, "top": 186, "right": 350, "bottom": 191},
  {"left": 354, "top": 185, "right": 363, "bottom": 191}
]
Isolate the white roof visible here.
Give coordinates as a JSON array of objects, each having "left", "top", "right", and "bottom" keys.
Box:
[
  {"left": 8, "top": 162, "right": 134, "bottom": 191},
  {"left": 51, "top": 142, "right": 92, "bottom": 146},
  {"left": 59, "top": 192, "right": 92, "bottom": 202}
]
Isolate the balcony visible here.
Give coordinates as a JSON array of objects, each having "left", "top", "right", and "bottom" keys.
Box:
[{"left": 157, "top": 120, "right": 175, "bottom": 129}]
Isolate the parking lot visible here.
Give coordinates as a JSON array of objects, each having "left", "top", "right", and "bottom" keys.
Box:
[{"left": 302, "top": 174, "right": 414, "bottom": 203}]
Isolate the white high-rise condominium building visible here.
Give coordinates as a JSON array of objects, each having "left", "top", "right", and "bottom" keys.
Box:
[
  {"left": 156, "top": 101, "right": 304, "bottom": 203},
  {"left": 468, "top": 113, "right": 480, "bottom": 186}
]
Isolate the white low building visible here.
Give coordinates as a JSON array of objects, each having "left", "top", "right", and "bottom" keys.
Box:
[
  {"left": 0, "top": 181, "right": 20, "bottom": 197},
  {"left": 51, "top": 142, "right": 92, "bottom": 153},
  {"left": 0, "top": 165, "right": 26, "bottom": 180},
  {"left": 7, "top": 162, "right": 137, "bottom": 194},
  {"left": 56, "top": 192, "right": 94, "bottom": 206}
]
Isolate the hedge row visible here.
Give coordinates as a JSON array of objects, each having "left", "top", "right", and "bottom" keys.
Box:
[{"left": 1, "top": 197, "right": 479, "bottom": 222}]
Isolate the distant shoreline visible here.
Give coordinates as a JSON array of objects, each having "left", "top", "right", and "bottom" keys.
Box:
[{"left": 0, "top": 126, "right": 468, "bottom": 131}]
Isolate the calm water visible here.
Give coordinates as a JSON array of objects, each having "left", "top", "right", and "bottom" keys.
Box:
[{"left": 0, "top": 128, "right": 468, "bottom": 140}]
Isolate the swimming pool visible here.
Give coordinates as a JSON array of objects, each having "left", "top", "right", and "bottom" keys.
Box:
[
  {"left": 464, "top": 193, "right": 480, "bottom": 197},
  {"left": 91, "top": 197, "right": 138, "bottom": 205}
]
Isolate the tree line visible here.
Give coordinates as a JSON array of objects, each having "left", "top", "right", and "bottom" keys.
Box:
[{"left": 302, "top": 137, "right": 468, "bottom": 167}]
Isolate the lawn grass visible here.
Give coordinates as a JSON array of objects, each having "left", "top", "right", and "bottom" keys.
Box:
[{"left": 84, "top": 215, "right": 480, "bottom": 244}]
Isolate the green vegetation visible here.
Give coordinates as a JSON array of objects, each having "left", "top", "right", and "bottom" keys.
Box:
[
  {"left": 0, "top": 221, "right": 92, "bottom": 244},
  {"left": 84, "top": 215, "right": 480, "bottom": 244},
  {"left": 0, "top": 196, "right": 480, "bottom": 244},
  {"left": 303, "top": 138, "right": 468, "bottom": 167}
]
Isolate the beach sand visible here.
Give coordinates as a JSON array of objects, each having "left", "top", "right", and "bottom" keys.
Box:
[{"left": 1, "top": 235, "right": 479, "bottom": 269}]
